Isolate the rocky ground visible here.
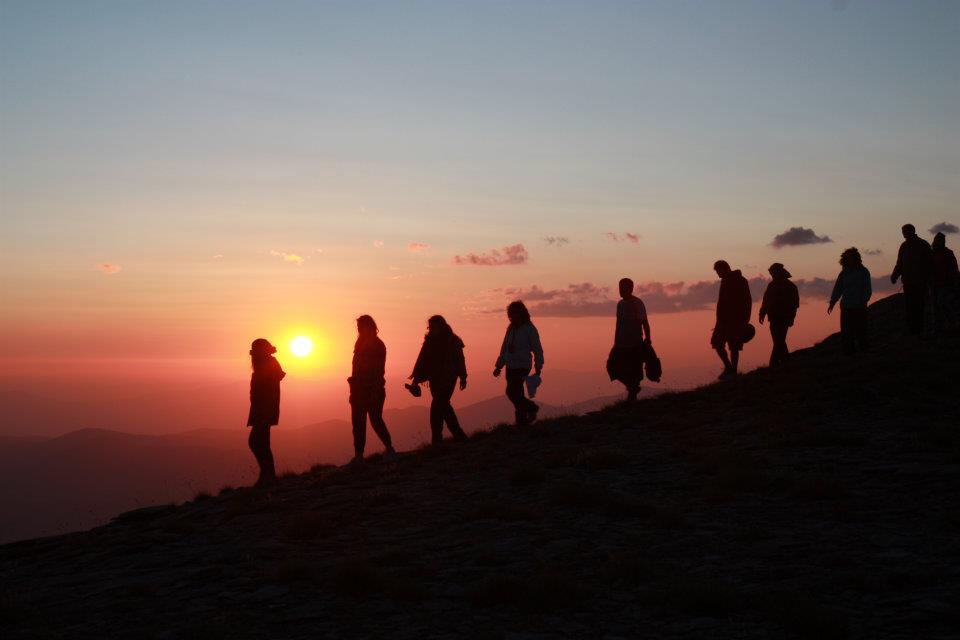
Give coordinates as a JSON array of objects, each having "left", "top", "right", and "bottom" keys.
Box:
[{"left": 2, "top": 294, "right": 958, "bottom": 639}]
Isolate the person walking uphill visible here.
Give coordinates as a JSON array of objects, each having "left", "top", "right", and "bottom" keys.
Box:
[
  {"left": 409, "top": 315, "right": 468, "bottom": 444},
  {"left": 829, "top": 247, "right": 872, "bottom": 355},
  {"left": 494, "top": 301, "right": 544, "bottom": 425},
  {"left": 348, "top": 315, "right": 397, "bottom": 466},
  {"left": 759, "top": 263, "right": 800, "bottom": 367},
  {"left": 931, "top": 232, "right": 959, "bottom": 332},
  {"left": 247, "top": 338, "right": 286, "bottom": 488},
  {"left": 711, "top": 261, "right": 753, "bottom": 379},
  {"left": 607, "top": 278, "right": 651, "bottom": 401},
  {"left": 891, "top": 223, "right": 933, "bottom": 336}
]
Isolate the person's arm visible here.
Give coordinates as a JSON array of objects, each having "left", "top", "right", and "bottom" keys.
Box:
[
  {"left": 457, "top": 345, "right": 467, "bottom": 390},
  {"left": 613, "top": 301, "right": 624, "bottom": 345},
  {"left": 410, "top": 344, "right": 428, "bottom": 384},
  {"left": 828, "top": 273, "right": 843, "bottom": 313},
  {"left": 529, "top": 325, "right": 544, "bottom": 374},
  {"left": 641, "top": 316, "right": 651, "bottom": 343},
  {"left": 758, "top": 286, "right": 769, "bottom": 324},
  {"left": 891, "top": 244, "right": 904, "bottom": 283},
  {"left": 494, "top": 328, "right": 508, "bottom": 374}
]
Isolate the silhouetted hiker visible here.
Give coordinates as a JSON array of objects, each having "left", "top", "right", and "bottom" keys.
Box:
[
  {"left": 410, "top": 315, "right": 468, "bottom": 444},
  {"left": 829, "top": 247, "right": 872, "bottom": 355},
  {"left": 606, "top": 277, "right": 651, "bottom": 401},
  {"left": 711, "top": 261, "right": 753, "bottom": 379},
  {"left": 247, "top": 338, "right": 286, "bottom": 487},
  {"left": 891, "top": 224, "right": 933, "bottom": 336},
  {"left": 931, "top": 232, "right": 959, "bottom": 331},
  {"left": 494, "top": 301, "right": 544, "bottom": 425},
  {"left": 348, "top": 315, "right": 397, "bottom": 466},
  {"left": 759, "top": 263, "right": 800, "bottom": 367}
]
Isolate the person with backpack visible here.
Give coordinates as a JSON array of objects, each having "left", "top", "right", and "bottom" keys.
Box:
[
  {"left": 759, "top": 263, "right": 800, "bottom": 367},
  {"left": 829, "top": 247, "right": 872, "bottom": 355},
  {"left": 409, "top": 315, "right": 468, "bottom": 444},
  {"left": 606, "top": 277, "right": 651, "bottom": 401},
  {"left": 247, "top": 338, "right": 286, "bottom": 487},
  {"left": 348, "top": 315, "right": 397, "bottom": 466},
  {"left": 891, "top": 223, "right": 933, "bottom": 335},
  {"left": 711, "top": 260, "right": 753, "bottom": 379},
  {"left": 494, "top": 300, "right": 544, "bottom": 425}
]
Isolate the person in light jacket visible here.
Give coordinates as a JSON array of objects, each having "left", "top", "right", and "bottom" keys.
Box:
[
  {"left": 493, "top": 301, "right": 544, "bottom": 425},
  {"left": 829, "top": 247, "right": 872, "bottom": 355}
]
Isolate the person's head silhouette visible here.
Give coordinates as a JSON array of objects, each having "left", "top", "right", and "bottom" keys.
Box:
[
  {"left": 507, "top": 300, "right": 531, "bottom": 325},
  {"left": 902, "top": 224, "right": 917, "bottom": 239},
  {"left": 618, "top": 278, "right": 634, "bottom": 299},
  {"left": 933, "top": 231, "right": 946, "bottom": 250},
  {"left": 768, "top": 263, "right": 791, "bottom": 279},
  {"left": 840, "top": 247, "right": 862, "bottom": 269},
  {"left": 427, "top": 314, "right": 451, "bottom": 337},
  {"left": 356, "top": 314, "right": 378, "bottom": 339},
  {"left": 713, "top": 260, "right": 731, "bottom": 278},
  {"left": 250, "top": 338, "right": 276, "bottom": 357}
]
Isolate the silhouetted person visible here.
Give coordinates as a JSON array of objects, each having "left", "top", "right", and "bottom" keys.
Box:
[
  {"left": 247, "top": 338, "right": 286, "bottom": 487},
  {"left": 829, "top": 247, "right": 872, "bottom": 355},
  {"left": 348, "top": 315, "right": 397, "bottom": 466},
  {"left": 759, "top": 263, "right": 800, "bottom": 367},
  {"left": 494, "top": 301, "right": 544, "bottom": 425},
  {"left": 931, "top": 232, "right": 959, "bottom": 332},
  {"left": 711, "top": 260, "right": 752, "bottom": 379},
  {"left": 606, "top": 277, "right": 651, "bottom": 401},
  {"left": 410, "top": 315, "right": 468, "bottom": 444},
  {"left": 891, "top": 223, "right": 933, "bottom": 335}
]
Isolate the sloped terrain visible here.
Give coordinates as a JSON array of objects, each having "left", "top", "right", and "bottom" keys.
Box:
[{"left": 2, "top": 294, "right": 958, "bottom": 639}]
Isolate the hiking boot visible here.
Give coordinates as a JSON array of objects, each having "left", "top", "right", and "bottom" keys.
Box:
[
  {"left": 383, "top": 449, "right": 398, "bottom": 462},
  {"left": 528, "top": 405, "right": 540, "bottom": 424},
  {"left": 718, "top": 368, "right": 736, "bottom": 380},
  {"left": 347, "top": 455, "right": 364, "bottom": 468}
]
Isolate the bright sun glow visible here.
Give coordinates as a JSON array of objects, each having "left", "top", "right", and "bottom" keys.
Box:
[{"left": 290, "top": 336, "right": 314, "bottom": 358}]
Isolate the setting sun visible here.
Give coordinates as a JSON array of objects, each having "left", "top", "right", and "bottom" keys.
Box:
[{"left": 290, "top": 336, "right": 314, "bottom": 358}]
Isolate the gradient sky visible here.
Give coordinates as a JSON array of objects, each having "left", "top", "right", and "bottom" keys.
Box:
[{"left": 1, "top": 1, "right": 958, "bottom": 431}]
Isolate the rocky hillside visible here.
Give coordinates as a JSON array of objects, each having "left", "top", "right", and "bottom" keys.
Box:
[{"left": 3, "top": 293, "right": 958, "bottom": 639}]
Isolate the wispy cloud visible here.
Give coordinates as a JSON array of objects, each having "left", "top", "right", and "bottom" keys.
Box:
[
  {"left": 211, "top": 254, "right": 224, "bottom": 260},
  {"left": 863, "top": 248, "right": 883, "bottom": 256},
  {"left": 770, "top": 226, "right": 832, "bottom": 248},
  {"left": 543, "top": 236, "right": 570, "bottom": 247},
  {"left": 269, "top": 250, "right": 304, "bottom": 265},
  {"left": 408, "top": 242, "right": 430, "bottom": 253},
  {"left": 929, "top": 222, "right": 959, "bottom": 235},
  {"left": 604, "top": 232, "right": 640, "bottom": 243},
  {"left": 453, "top": 243, "right": 529, "bottom": 266},
  {"left": 94, "top": 263, "right": 121, "bottom": 275},
  {"left": 373, "top": 240, "right": 385, "bottom": 249}
]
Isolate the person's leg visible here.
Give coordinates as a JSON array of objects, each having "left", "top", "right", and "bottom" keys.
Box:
[
  {"left": 839, "top": 308, "right": 855, "bottom": 354},
  {"left": 505, "top": 368, "right": 529, "bottom": 424},
  {"left": 350, "top": 396, "right": 367, "bottom": 458},
  {"left": 248, "top": 424, "right": 275, "bottom": 483},
  {"left": 905, "top": 285, "right": 924, "bottom": 335},
  {"left": 441, "top": 381, "right": 467, "bottom": 441},
  {"left": 767, "top": 324, "right": 778, "bottom": 366},
  {"left": 715, "top": 347, "right": 732, "bottom": 370},
  {"left": 428, "top": 385, "right": 445, "bottom": 445},
  {"left": 856, "top": 308, "right": 869, "bottom": 350},
  {"left": 729, "top": 345, "right": 740, "bottom": 373},
  {"left": 367, "top": 387, "right": 394, "bottom": 452},
  {"left": 771, "top": 324, "right": 789, "bottom": 366}
]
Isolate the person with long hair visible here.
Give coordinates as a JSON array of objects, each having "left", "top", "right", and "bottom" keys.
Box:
[
  {"left": 348, "top": 315, "right": 397, "bottom": 466},
  {"left": 494, "top": 300, "right": 544, "bottom": 425},
  {"left": 247, "top": 338, "right": 286, "bottom": 487},
  {"left": 829, "top": 247, "right": 872, "bottom": 355},
  {"left": 409, "top": 315, "right": 468, "bottom": 444}
]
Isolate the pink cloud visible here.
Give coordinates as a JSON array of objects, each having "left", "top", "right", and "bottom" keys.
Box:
[
  {"left": 373, "top": 240, "right": 385, "bottom": 249},
  {"left": 408, "top": 242, "right": 430, "bottom": 253},
  {"left": 269, "top": 250, "right": 304, "bottom": 265},
  {"left": 453, "top": 243, "right": 528, "bottom": 266},
  {"left": 605, "top": 232, "right": 640, "bottom": 243},
  {"left": 94, "top": 263, "right": 121, "bottom": 275}
]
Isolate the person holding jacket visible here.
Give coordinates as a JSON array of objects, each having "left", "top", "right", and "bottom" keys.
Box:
[
  {"left": 607, "top": 277, "right": 651, "bottom": 402},
  {"left": 410, "top": 315, "right": 468, "bottom": 444},
  {"left": 711, "top": 260, "right": 753, "bottom": 379},
  {"left": 829, "top": 247, "right": 872, "bottom": 355},
  {"left": 891, "top": 223, "right": 933, "bottom": 335},
  {"left": 348, "top": 315, "right": 397, "bottom": 466},
  {"left": 247, "top": 338, "right": 286, "bottom": 487},
  {"left": 759, "top": 263, "right": 800, "bottom": 367},
  {"left": 494, "top": 300, "right": 544, "bottom": 425}
]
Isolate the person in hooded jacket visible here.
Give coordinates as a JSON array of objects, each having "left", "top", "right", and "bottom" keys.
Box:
[
  {"left": 931, "top": 231, "right": 959, "bottom": 331},
  {"left": 891, "top": 224, "right": 933, "bottom": 335},
  {"left": 494, "top": 300, "right": 544, "bottom": 425},
  {"left": 759, "top": 263, "right": 800, "bottom": 367},
  {"left": 410, "top": 315, "right": 468, "bottom": 444},
  {"left": 829, "top": 247, "right": 872, "bottom": 355},
  {"left": 711, "top": 260, "right": 753, "bottom": 379},
  {"left": 247, "top": 338, "right": 286, "bottom": 487},
  {"left": 348, "top": 315, "right": 397, "bottom": 465}
]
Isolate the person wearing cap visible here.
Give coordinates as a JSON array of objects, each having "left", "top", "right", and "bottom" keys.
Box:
[
  {"left": 711, "top": 260, "right": 753, "bottom": 379},
  {"left": 348, "top": 315, "right": 397, "bottom": 466},
  {"left": 606, "top": 277, "right": 651, "bottom": 401},
  {"left": 759, "top": 263, "right": 800, "bottom": 367},
  {"left": 891, "top": 223, "right": 933, "bottom": 335},
  {"left": 493, "top": 300, "right": 544, "bottom": 425},
  {"left": 247, "top": 338, "right": 286, "bottom": 487}
]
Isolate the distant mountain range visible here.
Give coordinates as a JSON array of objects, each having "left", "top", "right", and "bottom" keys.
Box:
[{"left": 0, "top": 392, "right": 621, "bottom": 543}]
